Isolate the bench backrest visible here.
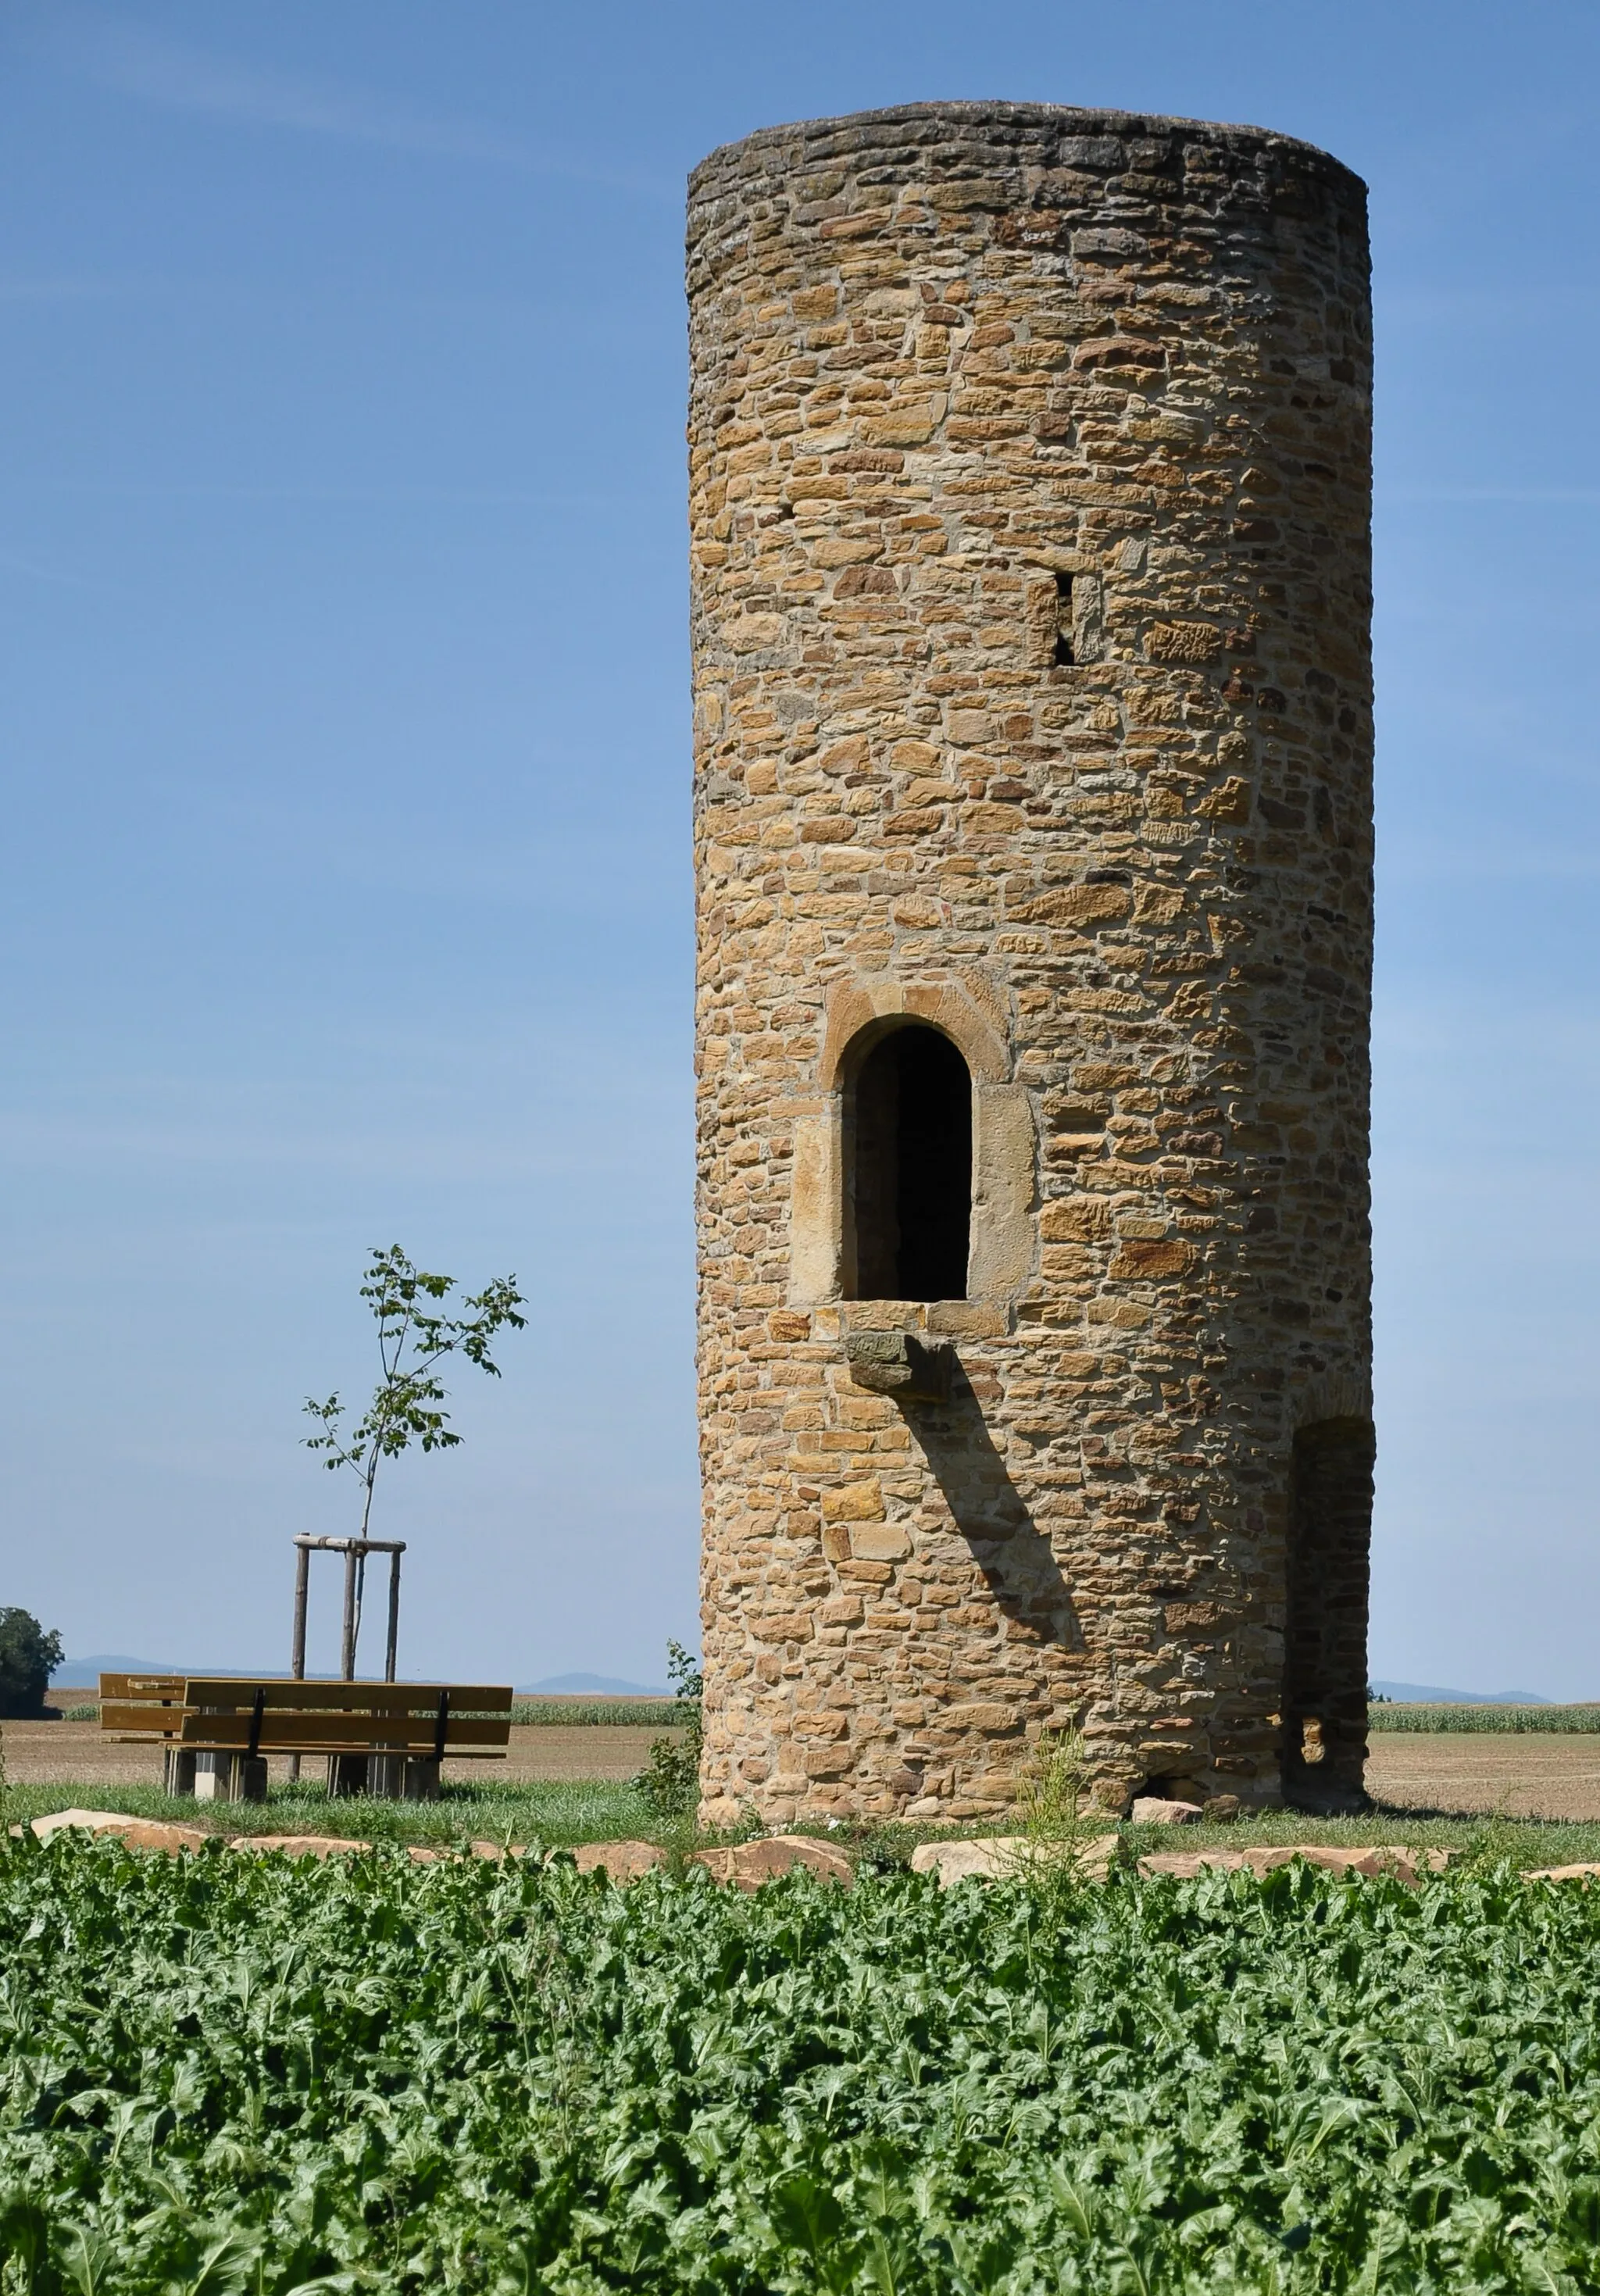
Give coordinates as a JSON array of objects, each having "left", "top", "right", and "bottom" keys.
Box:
[
  {"left": 100, "top": 1676, "right": 514, "bottom": 1756},
  {"left": 98, "top": 1673, "right": 187, "bottom": 1705}
]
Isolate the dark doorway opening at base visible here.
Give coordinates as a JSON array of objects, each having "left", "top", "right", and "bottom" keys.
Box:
[
  {"left": 848, "top": 1024, "right": 972, "bottom": 1302},
  {"left": 1282, "top": 1416, "right": 1376, "bottom": 1809}
]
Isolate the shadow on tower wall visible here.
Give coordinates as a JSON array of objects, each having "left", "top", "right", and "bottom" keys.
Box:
[{"left": 906, "top": 1355, "right": 1082, "bottom": 1651}]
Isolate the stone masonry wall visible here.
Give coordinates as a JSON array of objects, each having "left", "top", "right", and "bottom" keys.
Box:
[{"left": 687, "top": 103, "right": 1374, "bottom": 1825}]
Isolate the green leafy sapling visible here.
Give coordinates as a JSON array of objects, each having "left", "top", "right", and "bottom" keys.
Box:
[
  {"left": 635, "top": 1641, "right": 705, "bottom": 1821},
  {"left": 304, "top": 1246, "right": 526, "bottom": 1666}
]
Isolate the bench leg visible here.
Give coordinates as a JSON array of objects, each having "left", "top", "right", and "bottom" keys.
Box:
[
  {"left": 194, "top": 1754, "right": 268, "bottom": 1791},
  {"left": 402, "top": 1759, "right": 441, "bottom": 1801},
  {"left": 164, "top": 1748, "right": 197, "bottom": 1797},
  {"left": 194, "top": 1752, "right": 233, "bottom": 1801},
  {"left": 193, "top": 1753, "right": 269, "bottom": 1801}
]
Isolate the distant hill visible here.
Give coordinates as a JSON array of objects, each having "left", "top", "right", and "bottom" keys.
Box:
[
  {"left": 519, "top": 1672, "right": 671, "bottom": 1696},
  {"left": 53, "top": 1653, "right": 195, "bottom": 1687},
  {"left": 1371, "top": 1678, "right": 1549, "bottom": 1706}
]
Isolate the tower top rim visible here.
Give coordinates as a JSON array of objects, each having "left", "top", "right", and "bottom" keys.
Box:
[{"left": 689, "top": 101, "right": 1366, "bottom": 200}]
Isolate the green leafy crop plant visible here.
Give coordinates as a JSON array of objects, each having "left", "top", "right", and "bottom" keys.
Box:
[
  {"left": 4, "top": 1840, "right": 1600, "bottom": 2294},
  {"left": 1367, "top": 1704, "right": 1600, "bottom": 1734}
]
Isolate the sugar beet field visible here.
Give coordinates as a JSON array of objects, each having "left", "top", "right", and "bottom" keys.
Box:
[{"left": 5, "top": 1837, "right": 1600, "bottom": 2293}]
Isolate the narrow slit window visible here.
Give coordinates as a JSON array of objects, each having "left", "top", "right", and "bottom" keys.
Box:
[
  {"left": 847, "top": 1024, "right": 971, "bottom": 1302},
  {"left": 1053, "top": 573, "right": 1074, "bottom": 666}
]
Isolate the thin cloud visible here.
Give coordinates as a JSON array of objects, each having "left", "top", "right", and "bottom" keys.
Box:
[{"left": 38, "top": 6, "right": 670, "bottom": 200}]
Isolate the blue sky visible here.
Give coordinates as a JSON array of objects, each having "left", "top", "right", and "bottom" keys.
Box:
[{"left": 2, "top": 1, "right": 1597, "bottom": 1694}]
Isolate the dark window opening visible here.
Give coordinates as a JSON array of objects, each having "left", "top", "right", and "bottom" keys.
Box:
[
  {"left": 848, "top": 1025, "right": 971, "bottom": 1301},
  {"left": 1282, "top": 1417, "right": 1376, "bottom": 1804},
  {"left": 1052, "top": 573, "right": 1074, "bottom": 666}
]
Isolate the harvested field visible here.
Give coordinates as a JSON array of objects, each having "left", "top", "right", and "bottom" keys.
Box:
[
  {"left": 1364, "top": 1731, "right": 1600, "bottom": 1820},
  {"left": 14, "top": 1726, "right": 1600, "bottom": 1818},
  {"left": 0, "top": 1719, "right": 677, "bottom": 1787}
]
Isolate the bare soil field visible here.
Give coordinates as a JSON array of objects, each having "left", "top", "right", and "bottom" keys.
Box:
[
  {"left": 2, "top": 1720, "right": 672, "bottom": 1787},
  {"left": 12, "top": 1726, "right": 1600, "bottom": 1819},
  {"left": 1363, "top": 1734, "right": 1600, "bottom": 1820}
]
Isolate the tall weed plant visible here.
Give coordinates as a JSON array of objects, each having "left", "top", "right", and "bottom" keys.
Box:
[
  {"left": 1005, "top": 1725, "right": 1114, "bottom": 1891},
  {"left": 634, "top": 1641, "right": 703, "bottom": 1819}
]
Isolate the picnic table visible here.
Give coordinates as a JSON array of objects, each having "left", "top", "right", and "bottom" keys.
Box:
[{"left": 99, "top": 1673, "right": 513, "bottom": 1801}]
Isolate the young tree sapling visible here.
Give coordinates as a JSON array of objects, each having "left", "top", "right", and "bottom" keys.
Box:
[{"left": 304, "top": 1245, "right": 526, "bottom": 1671}]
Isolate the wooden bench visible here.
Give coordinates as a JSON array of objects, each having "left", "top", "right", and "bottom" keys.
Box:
[{"left": 100, "top": 1674, "right": 514, "bottom": 1801}]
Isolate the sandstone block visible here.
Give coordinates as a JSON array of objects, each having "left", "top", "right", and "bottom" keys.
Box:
[
  {"left": 115, "top": 1821, "right": 211, "bottom": 1853},
  {"left": 725, "top": 613, "right": 785, "bottom": 653},
  {"left": 866, "top": 404, "right": 941, "bottom": 446},
  {"left": 1145, "top": 620, "right": 1222, "bottom": 663},
  {"left": 850, "top": 1524, "right": 912, "bottom": 1562},
  {"left": 573, "top": 1841, "right": 670, "bottom": 1882},
  {"left": 909, "top": 1832, "right": 1122, "bottom": 1884},
  {"left": 32, "top": 1807, "right": 154, "bottom": 1841},
  {"left": 945, "top": 1703, "right": 1018, "bottom": 1734},
  {"left": 1039, "top": 1200, "right": 1112, "bottom": 1243},
  {"left": 820, "top": 1595, "right": 865, "bottom": 1625},
  {"left": 821, "top": 1479, "right": 884, "bottom": 1522},
  {"left": 1136, "top": 1851, "right": 1247, "bottom": 1880},
  {"left": 753, "top": 1612, "right": 815, "bottom": 1644},
  {"left": 1166, "top": 1602, "right": 1223, "bottom": 1630},
  {"left": 1130, "top": 1797, "right": 1204, "bottom": 1826},
  {"left": 692, "top": 1837, "right": 855, "bottom": 1889},
  {"left": 1134, "top": 884, "right": 1185, "bottom": 925},
  {"left": 30, "top": 1809, "right": 209, "bottom": 1854},
  {"left": 845, "top": 1330, "right": 952, "bottom": 1402},
  {"left": 1197, "top": 777, "right": 1252, "bottom": 823},
  {"left": 1005, "top": 884, "right": 1132, "bottom": 927},
  {"left": 1110, "top": 1239, "right": 1195, "bottom": 1280}
]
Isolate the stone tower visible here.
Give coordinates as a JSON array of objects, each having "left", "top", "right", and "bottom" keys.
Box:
[{"left": 687, "top": 103, "right": 1373, "bottom": 1825}]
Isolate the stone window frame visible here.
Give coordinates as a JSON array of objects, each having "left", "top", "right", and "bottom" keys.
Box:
[{"left": 788, "top": 977, "right": 1036, "bottom": 1308}]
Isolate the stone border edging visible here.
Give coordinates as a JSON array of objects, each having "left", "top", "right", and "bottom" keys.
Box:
[{"left": 13, "top": 1812, "right": 1600, "bottom": 1889}]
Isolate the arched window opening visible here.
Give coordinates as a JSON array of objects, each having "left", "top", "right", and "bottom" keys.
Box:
[{"left": 847, "top": 1024, "right": 971, "bottom": 1302}]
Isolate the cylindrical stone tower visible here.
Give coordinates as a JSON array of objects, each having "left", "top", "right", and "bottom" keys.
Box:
[{"left": 688, "top": 103, "right": 1373, "bottom": 1825}]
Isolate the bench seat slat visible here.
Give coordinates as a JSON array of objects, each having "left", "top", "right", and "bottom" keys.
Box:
[
  {"left": 113, "top": 1738, "right": 505, "bottom": 1758},
  {"left": 102, "top": 1711, "right": 509, "bottom": 1750},
  {"left": 177, "top": 1712, "right": 512, "bottom": 1751}
]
